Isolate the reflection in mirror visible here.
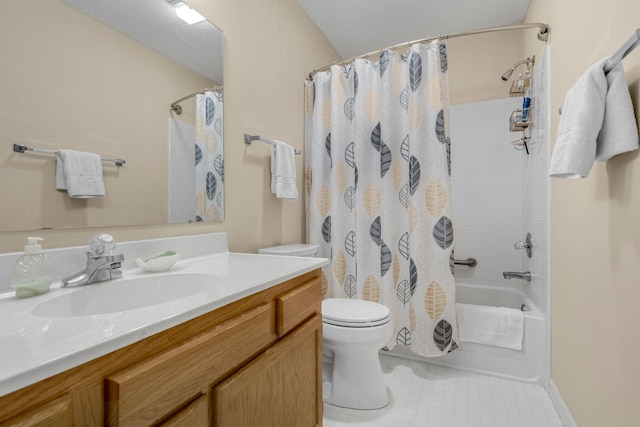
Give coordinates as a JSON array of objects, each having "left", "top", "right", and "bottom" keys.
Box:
[{"left": 0, "top": 0, "right": 223, "bottom": 232}]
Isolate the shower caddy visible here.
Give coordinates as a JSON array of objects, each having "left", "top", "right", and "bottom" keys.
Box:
[{"left": 507, "top": 56, "right": 535, "bottom": 154}]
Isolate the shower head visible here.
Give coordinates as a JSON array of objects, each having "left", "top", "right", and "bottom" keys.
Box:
[
  {"left": 501, "top": 56, "right": 535, "bottom": 81},
  {"left": 501, "top": 69, "right": 514, "bottom": 81}
]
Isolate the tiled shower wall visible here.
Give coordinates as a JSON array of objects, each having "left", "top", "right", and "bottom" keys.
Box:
[
  {"left": 522, "top": 47, "right": 551, "bottom": 313},
  {"left": 450, "top": 47, "right": 550, "bottom": 313}
]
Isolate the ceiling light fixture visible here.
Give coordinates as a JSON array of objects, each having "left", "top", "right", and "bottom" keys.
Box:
[{"left": 167, "top": 0, "right": 206, "bottom": 25}]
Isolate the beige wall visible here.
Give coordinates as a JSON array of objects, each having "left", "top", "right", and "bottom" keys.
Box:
[
  {"left": 526, "top": 1, "right": 640, "bottom": 426},
  {"left": 0, "top": 0, "right": 339, "bottom": 254},
  {"left": 447, "top": 31, "right": 526, "bottom": 105}
]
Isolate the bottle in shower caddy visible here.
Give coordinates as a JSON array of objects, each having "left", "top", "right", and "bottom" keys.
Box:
[
  {"left": 521, "top": 97, "right": 531, "bottom": 122},
  {"left": 10, "top": 237, "right": 54, "bottom": 298}
]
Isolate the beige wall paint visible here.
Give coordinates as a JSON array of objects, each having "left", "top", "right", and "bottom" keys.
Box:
[
  {"left": 526, "top": 1, "right": 640, "bottom": 426},
  {"left": 0, "top": 0, "right": 339, "bottom": 254},
  {"left": 447, "top": 31, "right": 526, "bottom": 105}
]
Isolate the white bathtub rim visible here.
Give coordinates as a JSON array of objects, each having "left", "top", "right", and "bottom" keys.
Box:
[{"left": 455, "top": 282, "right": 545, "bottom": 320}]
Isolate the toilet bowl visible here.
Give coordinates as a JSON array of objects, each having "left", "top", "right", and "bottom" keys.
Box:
[
  {"left": 321, "top": 298, "right": 392, "bottom": 410},
  {"left": 257, "top": 244, "right": 392, "bottom": 410}
]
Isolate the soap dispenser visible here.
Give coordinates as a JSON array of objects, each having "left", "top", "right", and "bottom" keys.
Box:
[{"left": 10, "top": 237, "right": 54, "bottom": 298}]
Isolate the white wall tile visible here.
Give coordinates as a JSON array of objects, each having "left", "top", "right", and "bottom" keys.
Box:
[{"left": 451, "top": 52, "right": 549, "bottom": 304}]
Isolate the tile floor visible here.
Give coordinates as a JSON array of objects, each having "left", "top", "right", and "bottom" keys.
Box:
[{"left": 323, "top": 354, "right": 564, "bottom": 427}]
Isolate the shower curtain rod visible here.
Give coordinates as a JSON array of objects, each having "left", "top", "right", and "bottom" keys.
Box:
[
  {"left": 308, "top": 22, "right": 550, "bottom": 80},
  {"left": 170, "top": 85, "right": 223, "bottom": 115}
]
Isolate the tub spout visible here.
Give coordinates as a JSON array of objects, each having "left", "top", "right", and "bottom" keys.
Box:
[{"left": 503, "top": 271, "right": 531, "bottom": 282}]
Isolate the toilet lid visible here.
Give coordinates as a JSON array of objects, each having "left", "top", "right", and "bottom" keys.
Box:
[{"left": 322, "top": 298, "right": 391, "bottom": 327}]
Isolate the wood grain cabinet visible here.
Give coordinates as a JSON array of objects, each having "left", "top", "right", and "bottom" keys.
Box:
[{"left": 0, "top": 270, "right": 322, "bottom": 427}]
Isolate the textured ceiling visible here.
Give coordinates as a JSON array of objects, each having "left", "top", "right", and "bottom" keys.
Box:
[
  {"left": 59, "top": 0, "right": 223, "bottom": 83},
  {"left": 297, "top": 0, "right": 531, "bottom": 59}
]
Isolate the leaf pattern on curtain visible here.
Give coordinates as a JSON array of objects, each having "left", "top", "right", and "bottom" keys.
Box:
[
  {"left": 440, "top": 43, "right": 448, "bottom": 73},
  {"left": 397, "top": 327, "right": 411, "bottom": 346},
  {"left": 334, "top": 251, "right": 347, "bottom": 285},
  {"left": 344, "top": 275, "right": 357, "bottom": 298},
  {"left": 206, "top": 172, "right": 216, "bottom": 201},
  {"left": 195, "top": 91, "right": 224, "bottom": 221},
  {"left": 400, "top": 86, "right": 410, "bottom": 110},
  {"left": 365, "top": 184, "right": 381, "bottom": 216},
  {"left": 433, "top": 216, "right": 454, "bottom": 249},
  {"left": 433, "top": 319, "right": 453, "bottom": 351},
  {"left": 436, "top": 110, "right": 446, "bottom": 144},
  {"left": 380, "top": 50, "right": 390, "bottom": 77},
  {"left": 363, "top": 275, "right": 380, "bottom": 302},
  {"left": 345, "top": 231, "right": 356, "bottom": 257},
  {"left": 305, "top": 40, "right": 456, "bottom": 357},
  {"left": 409, "top": 156, "right": 421, "bottom": 195},
  {"left": 322, "top": 216, "right": 332, "bottom": 243},
  {"left": 424, "top": 281, "right": 447, "bottom": 321},
  {"left": 195, "top": 144, "right": 202, "bottom": 166},
  {"left": 409, "top": 52, "right": 422, "bottom": 92},
  {"left": 425, "top": 179, "right": 448, "bottom": 217}
]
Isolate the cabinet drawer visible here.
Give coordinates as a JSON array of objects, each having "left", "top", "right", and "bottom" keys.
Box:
[
  {"left": 276, "top": 278, "right": 321, "bottom": 336},
  {"left": 105, "top": 303, "right": 275, "bottom": 426},
  {"left": 0, "top": 396, "right": 71, "bottom": 427}
]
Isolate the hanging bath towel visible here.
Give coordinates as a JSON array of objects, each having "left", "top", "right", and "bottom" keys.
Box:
[
  {"left": 271, "top": 140, "right": 298, "bottom": 199},
  {"left": 549, "top": 58, "right": 639, "bottom": 178},
  {"left": 55, "top": 149, "right": 105, "bottom": 198}
]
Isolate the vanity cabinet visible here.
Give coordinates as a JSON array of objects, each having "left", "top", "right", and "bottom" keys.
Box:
[
  {"left": 213, "top": 316, "right": 321, "bottom": 427},
  {"left": 0, "top": 270, "right": 322, "bottom": 427}
]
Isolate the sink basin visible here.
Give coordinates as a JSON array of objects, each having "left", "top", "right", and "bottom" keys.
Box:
[{"left": 31, "top": 273, "right": 217, "bottom": 317}]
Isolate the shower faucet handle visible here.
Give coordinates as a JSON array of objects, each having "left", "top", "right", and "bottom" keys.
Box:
[{"left": 514, "top": 232, "right": 532, "bottom": 258}]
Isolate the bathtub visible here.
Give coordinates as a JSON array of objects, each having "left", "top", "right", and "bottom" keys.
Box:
[{"left": 384, "top": 283, "right": 546, "bottom": 384}]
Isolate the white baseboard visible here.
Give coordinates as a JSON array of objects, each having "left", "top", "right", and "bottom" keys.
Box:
[{"left": 548, "top": 379, "right": 579, "bottom": 427}]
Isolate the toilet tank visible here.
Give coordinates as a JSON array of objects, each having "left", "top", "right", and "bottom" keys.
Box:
[{"left": 258, "top": 244, "right": 320, "bottom": 257}]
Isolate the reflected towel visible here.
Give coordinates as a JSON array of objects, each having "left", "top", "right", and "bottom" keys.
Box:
[
  {"left": 456, "top": 303, "right": 524, "bottom": 351},
  {"left": 549, "top": 58, "right": 639, "bottom": 179},
  {"left": 56, "top": 149, "right": 105, "bottom": 198},
  {"left": 271, "top": 140, "right": 298, "bottom": 199}
]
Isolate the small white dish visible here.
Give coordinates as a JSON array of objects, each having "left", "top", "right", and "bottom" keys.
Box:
[{"left": 135, "top": 251, "right": 181, "bottom": 272}]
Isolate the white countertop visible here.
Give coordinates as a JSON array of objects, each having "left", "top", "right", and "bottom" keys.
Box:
[{"left": 0, "top": 241, "right": 328, "bottom": 397}]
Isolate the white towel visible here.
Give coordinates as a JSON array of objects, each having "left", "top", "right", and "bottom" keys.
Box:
[
  {"left": 549, "top": 58, "right": 639, "bottom": 179},
  {"left": 596, "top": 61, "right": 639, "bottom": 161},
  {"left": 456, "top": 303, "right": 524, "bottom": 351},
  {"left": 271, "top": 140, "right": 298, "bottom": 199},
  {"left": 56, "top": 149, "right": 105, "bottom": 198}
]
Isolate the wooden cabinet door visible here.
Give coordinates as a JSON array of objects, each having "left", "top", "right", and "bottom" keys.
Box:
[
  {"left": 105, "top": 303, "right": 274, "bottom": 426},
  {"left": 158, "top": 394, "right": 209, "bottom": 427},
  {"left": 213, "top": 315, "right": 322, "bottom": 427}
]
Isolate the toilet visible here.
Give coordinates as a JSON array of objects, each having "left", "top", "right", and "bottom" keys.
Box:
[
  {"left": 321, "top": 298, "right": 392, "bottom": 409},
  {"left": 258, "top": 243, "right": 393, "bottom": 410}
]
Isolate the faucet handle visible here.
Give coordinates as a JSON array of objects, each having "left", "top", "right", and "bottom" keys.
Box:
[
  {"left": 89, "top": 234, "right": 116, "bottom": 257},
  {"left": 514, "top": 232, "right": 532, "bottom": 258}
]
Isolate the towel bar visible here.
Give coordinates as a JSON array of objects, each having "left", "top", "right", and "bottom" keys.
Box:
[
  {"left": 244, "top": 134, "right": 301, "bottom": 155},
  {"left": 13, "top": 144, "right": 125, "bottom": 166}
]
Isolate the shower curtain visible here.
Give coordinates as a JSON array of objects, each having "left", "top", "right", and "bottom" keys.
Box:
[
  {"left": 305, "top": 41, "right": 457, "bottom": 357},
  {"left": 195, "top": 91, "right": 224, "bottom": 222}
]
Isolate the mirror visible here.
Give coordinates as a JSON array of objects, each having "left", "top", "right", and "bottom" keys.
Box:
[{"left": 0, "top": 0, "right": 224, "bottom": 232}]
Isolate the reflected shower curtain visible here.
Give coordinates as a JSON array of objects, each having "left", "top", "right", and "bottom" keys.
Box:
[
  {"left": 305, "top": 41, "right": 457, "bottom": 356},
  {"left": 195, "top": 91, "right": 224, "bottom": 221}
]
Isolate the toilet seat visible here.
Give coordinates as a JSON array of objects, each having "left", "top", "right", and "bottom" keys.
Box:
[{"left": 322, "top": 298, "right": 391, "bottom": 328}]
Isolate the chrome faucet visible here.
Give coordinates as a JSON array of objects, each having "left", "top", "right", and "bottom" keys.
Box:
[
  {"left": 62, "top": 234, "right": 124, "bottom": 287},
  {"left": 502, "top": 271, "right": 531, "bottom": 282}
]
